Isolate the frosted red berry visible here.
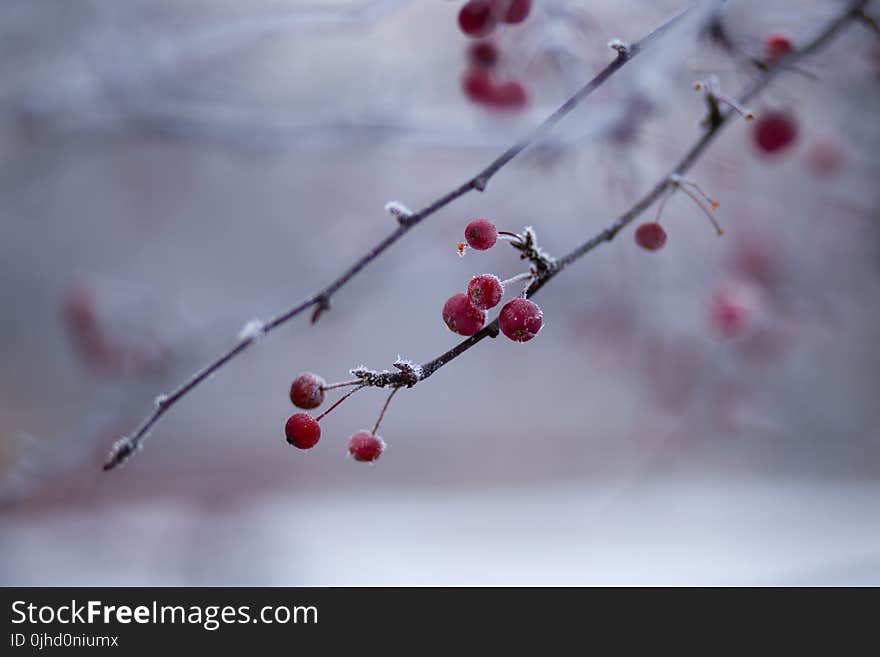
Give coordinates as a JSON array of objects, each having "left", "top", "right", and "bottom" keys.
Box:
[
  {"left": 468, "top": 41, "right": 499, "bottom": 68},
  {"left": 499, "top": 298, "right": 543, "bottom": 342},
  {"left": 462, "top": 68, "right": 494, "bottom": 103},
  {"left": 635, "top": 222, "right": 667, "bottom": 251},
  {"left": 443, "top": 293, "right": 486, "bottom": 336},
  {"left": 764, "top": 33, "right": 793, "bottom": 63},
  {"left": 467, "top": 274, "right": 504, "bottom": 310},
  {"left": 285, "top": 413, "right": 321, "bottom": 449},
  {"left": 289, "top": 372, "right": 326, "bottom": 409},
  {"left": 348, "top": 430, "right": 386, "bottom": 463},
  {"left": 464, "top": 218, "right": 497, "bottom": 250},
  {"left": 752, "top": 110, "right": 798, "bottom": 155},
  {"left": 459, "top": 0, "right": 497, "bottom": 38},
  {"left": 495, "top": 0, "right": 532, "bottom": 24}
]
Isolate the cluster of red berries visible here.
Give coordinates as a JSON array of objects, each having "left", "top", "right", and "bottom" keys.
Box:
[
  {"left": 284, "top": 372, "right": 386, "bottom": 462},
  {"left": 443, "top": 219, "right": 544, "bottom": 342},
  {"left": 456, "top": 1, "right": 532, "bottom": 110}
]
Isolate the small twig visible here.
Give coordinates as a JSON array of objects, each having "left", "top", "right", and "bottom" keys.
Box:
[{"left": 372, "top": 386, "right": 401, "bottom": 435}]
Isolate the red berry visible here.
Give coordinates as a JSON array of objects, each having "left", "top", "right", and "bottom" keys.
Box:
[
  {"left": 494, "top": 0, "right": 532, "bottom": 24},
  {"left": 490, "top": 80, "right": 528, "bottom": 109},
  {"left": 467, "top": 274, "right": 504, "bottom": 310},
  {"left": 289, "top": 372, "right": 326, "bottom": 409},
  {"left": 464, "top": 218, "right": 497, "bottom": 250},
  {"left": 709, "top": 285, "right": 759, "bottom": 339},
  {"left": 285, "top": 413, "right": 321, "bottom": 449},
  {"left": 348, "top": 430, "right": 386, "bottom": 463},
  {"left": 443, "top": 293, "right": 486, "bottom": 336},
  {"left": 468, "top": 41, "right": 499, "bottom": 68},
  {"left": 499, "top": 298, "right": 543, "bottom": 342},
  {"left": 764, "top": 32, "right": 793, "bottom": 63},
  {"left": 634, "top": 222, "right": 667, "bottom": 251},
  {"left": 458, "top": 0, "right": 497, "bottom": 38},
  {"left": 752, "top": 110, "right": 798, "bottom": 155},
  {"left": 462, "top": 68, "right": 495, "bottom": 103}
]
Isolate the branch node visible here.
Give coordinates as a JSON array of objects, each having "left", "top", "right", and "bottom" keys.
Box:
[
  {"left": 607, "top": 38, "right": 632, "bottom": 58},
  {"left": 385, "top": 200, "right": 413, "bottom": 225},
  {"left": 473, "top": 176, "right": 489, "bottom": 192},
  {"left": 508, "top": 226, "right": 556, "bottom": 276},
  {"left": 311, "top": 296, "right": 330, "bottom": 324}
]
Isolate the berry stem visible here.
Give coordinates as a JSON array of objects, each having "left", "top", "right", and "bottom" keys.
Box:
[
  {"left": 678, "top": 184, "right": 724, "bottom": 236},
  {"left": 372, "top": 386, "right": 401, "bottom": 435},
  {"left": 497, "top": 230, "right": 524, "bottom": 243},
  {"left": 653, "top": 187, "right": 673, "bottom": 224},
  {"left": 500, "top": 272, "right": 533, "bottom": 288},
  {"left": 320, "top": 379, "right": 362, "bottom": 391},
  {"left": 315, "top": 385, "right": 366, "bottom": 422}
]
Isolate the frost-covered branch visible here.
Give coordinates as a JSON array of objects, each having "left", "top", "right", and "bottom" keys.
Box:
[{"left": 103, "top": 6, "right": 693, "bottom": 471}]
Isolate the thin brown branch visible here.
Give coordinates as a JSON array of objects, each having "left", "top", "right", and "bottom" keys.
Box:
[{"left": 103, "top": 6, "right": 694, "bottom": 471}]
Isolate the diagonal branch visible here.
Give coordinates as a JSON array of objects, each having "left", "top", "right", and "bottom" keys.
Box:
[{"left": 103, "top": 5, "right": 695, "bottom": 470}]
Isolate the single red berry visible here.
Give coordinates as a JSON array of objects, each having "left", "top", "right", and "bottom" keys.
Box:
[
  {"left": 499, "top": 298, "right": 543, "bottom": 342},
  {"left": 490, "top": 80, "right": 528, "bottom": 109},
  {"left": 634, "top": 222, "right": 667, "bottom": 251},
  {"left": 462, "top": 68, "right": 495, "bottom": 104},
  {"left": 464, "top": 218, "right": 497, "bottom": 250},
  {"left": 764, "top": 32, "right": 793, "bottom": 63},
  {"left": 752, "top": 110, "right": 798, "bottom": 155},
  {"left": 468, "top": 41, "right": 499, "bottom": 68},
  {"left": 285, "top": 413, "right": 321, "bottom": 449},
  {"left": 458, "top": 0, "right": 497, "bottom": 38},
  {"left": 709, "top": 285, "right": 759, "bottom": 339},
  {"left": 467, "top": 274, "right": 504, "bottom": 310},
  {"left": 494, "top": 0, "right": 532, "bottom": 24},
  {"left": 443, "top": 293, "right": 486, "bottom": 336},
  {"left": 289, "top": 372, "right": 326, "bottom": 409},
  {"left": 348, "top": 430, "right": 386, "bottom": 463}
]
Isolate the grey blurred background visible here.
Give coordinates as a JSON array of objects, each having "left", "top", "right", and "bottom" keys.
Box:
[{"left": 1, "top": 0, "right": 879, "bottom": 585}]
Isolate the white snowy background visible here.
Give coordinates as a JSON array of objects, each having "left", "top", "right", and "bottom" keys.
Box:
[{"left": 1, "top": 0, "right": 878, "bottom": 585}]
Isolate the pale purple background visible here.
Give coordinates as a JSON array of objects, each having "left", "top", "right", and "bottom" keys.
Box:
[{"left": 1, "top": 0, "right": 878, "bottom": 585}]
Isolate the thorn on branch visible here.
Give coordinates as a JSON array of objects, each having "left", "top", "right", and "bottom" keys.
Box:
[{"left": 311, "top": 296, "right": 330, "bottom": 324}]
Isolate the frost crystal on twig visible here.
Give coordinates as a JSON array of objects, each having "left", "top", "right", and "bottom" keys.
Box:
[
  {"left": 385, "top": 201, "right": 413, "bottom": 224},
  {"left": 237, "top": 319, "right": 265, "bottom": 342},
  {"left": 350, "top": 357, "right": 422, "bottom": 388}
]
